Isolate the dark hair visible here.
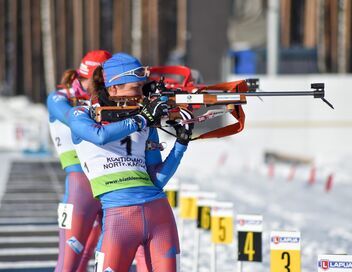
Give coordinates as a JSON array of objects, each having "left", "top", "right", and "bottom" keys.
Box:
[
  {"left": 59, "top": 69, "right": 89, "bottom": 90},
  {"left": 59, "top": 69, "right": 78, "bottom": 89},
  {"left": 91, "top": 66, "right": 106, "bottom": 95},
  {"left": 91, "top": 66, "right": 120, "bottom": 106}
]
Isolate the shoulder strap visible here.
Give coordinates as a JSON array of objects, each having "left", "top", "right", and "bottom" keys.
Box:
[{"left": 192, "top": 80, "right": 247, "bottom": 140}]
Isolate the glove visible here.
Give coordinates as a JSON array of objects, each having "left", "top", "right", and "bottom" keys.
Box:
[
  {"left": 174, "top": 108, "right": 194, "bottom": 146},
  {"left": 140, "top": 97, "right": 169, "bottom": 126}
]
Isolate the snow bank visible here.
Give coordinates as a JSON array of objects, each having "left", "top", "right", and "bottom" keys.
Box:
[{"left": 0, "top": 96, "right": 49, "bottom": 152}]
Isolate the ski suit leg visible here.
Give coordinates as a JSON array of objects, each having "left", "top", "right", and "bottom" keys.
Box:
[
  {"left": 76, "top": 212, "right": 103, "bottom": 271},
  {"left": 95, "top": 206, "right": 144, "bottom": 272},
  {"left": 55, "top": 172, "right": 102, "bottom": 272},
  {"left": 96, "top": 198, "right": 179, "bottom": 272},
  {"left": 143, "top": 198, "right": 180, "bottom": 272}
]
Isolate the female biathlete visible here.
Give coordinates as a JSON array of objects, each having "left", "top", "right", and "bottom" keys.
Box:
[
  {"left": 47, "top": 50, "right": 112, "bottom": 271},
  {"left": 68, "top": 52, "right": 193, "bottom": 272}
]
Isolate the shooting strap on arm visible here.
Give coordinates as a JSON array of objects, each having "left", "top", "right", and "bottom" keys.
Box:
[
  {"left": 192, "top": 80, "right": 247, "bottom": 140},
  {"left": 192, "top": 105, "right": 245, "bottom": 140}
]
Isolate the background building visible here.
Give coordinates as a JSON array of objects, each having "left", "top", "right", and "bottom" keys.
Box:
[{"left": 0, "top": 0, "right": 351, "bottom": 102}]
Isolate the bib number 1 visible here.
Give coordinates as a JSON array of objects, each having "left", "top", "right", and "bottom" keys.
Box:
[{"left": 121, "top": 136, "right": 132, "bottom": 156}]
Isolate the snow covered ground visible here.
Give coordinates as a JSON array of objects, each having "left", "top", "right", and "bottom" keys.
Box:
[
  {"left": 162, "top": 135, "right": 352, "bottom": 272},
  {"left": 0, "top": 96, "right": 49, "bottom": 153}
]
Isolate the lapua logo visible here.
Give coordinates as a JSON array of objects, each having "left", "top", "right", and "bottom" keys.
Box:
[{"left": 320, "top": 260, "right": 329, "bottom": 270}]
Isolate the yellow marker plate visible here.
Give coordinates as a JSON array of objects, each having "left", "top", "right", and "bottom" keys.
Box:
[
  {"left": 211, "top": 216, "right": 233, "bottom": 244},
  {"left": 165, "top": 190, "right": 178, "bottom": 208},
  {"left": 270, "top": 231, "right": 301, "bottom": 272},
  {"left": 180, "top": 195, "right": 197, "bottom": 219},
  {"left": 210, "top": 202, "right": 234, "bottom": 244},
  {"left": 270, "top": 250, "right": 301, "bottom": 272}
]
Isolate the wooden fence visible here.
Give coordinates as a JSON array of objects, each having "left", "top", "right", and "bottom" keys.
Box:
[
  {"left": 0, "top": 0, "right": 176, "bottom": 103},
  {"left": 0, "top": 0, "right": 351, "bottom": 103}
]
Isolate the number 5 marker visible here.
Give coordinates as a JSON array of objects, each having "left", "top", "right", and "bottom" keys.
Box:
[{"left": 211, "top": 202, "right": 234, "bottom": 244}]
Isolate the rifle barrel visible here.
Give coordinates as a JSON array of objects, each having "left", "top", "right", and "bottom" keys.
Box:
[
  {"left": 242, "top": 90, "right": 324, "bottom": 98},
  {"left": 203, "top": 90, "right": 324, "bottom": 98}
]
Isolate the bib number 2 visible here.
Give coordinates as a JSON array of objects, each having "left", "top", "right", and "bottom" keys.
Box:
[
  {"left": 58, "top": 203, "right": 73, "bottom": 229},
  {"left": 55, "top": 137, "right": 61, "bottom": 147}
]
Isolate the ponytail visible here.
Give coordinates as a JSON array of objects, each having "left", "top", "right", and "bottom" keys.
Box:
[
  {"left": 60, "top": 69, "right": 78, "bottom": 89},
  {"left": 90, "top": 66, "right": 106, "bottom": 97}
]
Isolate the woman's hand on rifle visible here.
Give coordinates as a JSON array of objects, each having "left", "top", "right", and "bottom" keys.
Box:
[
  {"left": 139, "top": 97, "right": 169, "bottom": 126},
  {"left": 174, "top": 108, "right": 194, "bottom": 146}
]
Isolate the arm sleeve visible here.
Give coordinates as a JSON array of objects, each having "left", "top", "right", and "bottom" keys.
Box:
[
  {"left": 69, "top": 107, "right": 140, "bottom": 145},
  {"left": 146, "top": 128, "right": 187, "bottom": 189},
  {"left": 46, "top": 91, "right": 72, "bottom": 125}
]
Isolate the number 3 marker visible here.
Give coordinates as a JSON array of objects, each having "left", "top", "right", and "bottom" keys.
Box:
[{"left": 270, "top": 231, "right": 301, "bottom": 272}]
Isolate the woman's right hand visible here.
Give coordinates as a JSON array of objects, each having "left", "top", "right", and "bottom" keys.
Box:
[{"left": 140, "top": 97, "right": 169, "bottom": 126}]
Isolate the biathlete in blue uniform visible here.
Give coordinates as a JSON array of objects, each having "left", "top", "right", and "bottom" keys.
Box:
[
  {"left": 47, "top": 50, "right": 112, "bottom": 271},
  {"left": 68, "top": 52, "right": 193, "bottom": 272}
]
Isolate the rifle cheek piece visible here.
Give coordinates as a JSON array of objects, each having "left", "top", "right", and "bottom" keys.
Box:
[{"left": 93, "top": 107, "right": 141, "bottom": 123}]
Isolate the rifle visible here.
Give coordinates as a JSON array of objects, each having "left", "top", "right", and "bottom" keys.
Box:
[{"left": 91, "top": 66, "right": 333, "bottom": 140}]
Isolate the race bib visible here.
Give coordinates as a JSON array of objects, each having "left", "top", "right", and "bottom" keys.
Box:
[
  {"left": 94, "top": 251, "right": 105, "bottom": 272},
  {"left": 57, "top": 203, "right": 73, "bottom": 229}
]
